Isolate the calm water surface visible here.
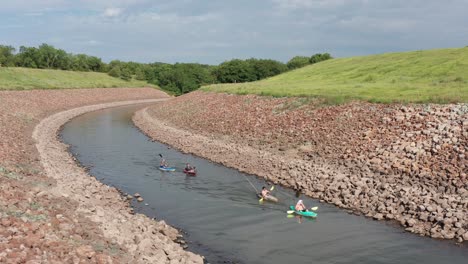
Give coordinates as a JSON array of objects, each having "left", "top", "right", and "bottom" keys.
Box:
[{"left": 60, "top": 105, "right": 467, "bottom": 264}]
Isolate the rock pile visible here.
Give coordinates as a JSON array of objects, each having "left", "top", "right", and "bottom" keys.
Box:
[{"left": 135, "top": 91, "right": 467, "bottom": 243}]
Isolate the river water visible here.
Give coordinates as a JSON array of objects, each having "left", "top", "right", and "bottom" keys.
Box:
[{"left": 60, "top": 104, "right": 467, "bottom": 264}]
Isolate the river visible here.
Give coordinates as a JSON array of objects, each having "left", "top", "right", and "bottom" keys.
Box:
[{"left": 60, "top": 104, "right": 467, "bottom": 264}]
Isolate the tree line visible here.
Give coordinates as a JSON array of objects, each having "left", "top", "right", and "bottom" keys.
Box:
[
  {"left": 0, "top": 44, "right": 106, "bottom": 72},
  {"left": 0, "top": 43, "right": 332, "bottom": 95}
]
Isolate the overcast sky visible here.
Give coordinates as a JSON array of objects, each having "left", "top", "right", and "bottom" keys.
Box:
[{"left": 1, "top": 0, "right": 467, "bottom": 64}]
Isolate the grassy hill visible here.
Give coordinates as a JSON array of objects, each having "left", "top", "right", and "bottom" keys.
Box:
[
  {"left": 0, "top": 67, "right": 153, "bottom": 90},
  {"left": 202, "top": 47, "right": 468, "bottom": 104}
]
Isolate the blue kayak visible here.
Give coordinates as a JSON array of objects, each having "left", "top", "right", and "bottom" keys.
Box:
[
  {"left": 290, "top": 206, "right": 317, "bottom": 217},
  {"left": 159, "top": 166, "right": 176, "bottom": 172}
]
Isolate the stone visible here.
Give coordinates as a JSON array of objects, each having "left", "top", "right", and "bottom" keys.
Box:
[
  {"left": 463, "top": 231, "right": 468, "bottom": 241},
  {"left": 430, "top": 228, "right": 442, "bottom": 239},
  {"left": 442, "top": 231, "right": 455, "bottom": 239},
  {"left": 407, "top": 218, "right": 417, "bottom": 227},
  {"left": 76, "top": 245, "right": 95, "bottom": 259},
  {"left": 443, "top": 218, "right": 453, "bottom": 227},
  {"left": 373, "top": 213, "right": 384, "bottom": 220},
  {"left": 137, "top": 197, "right": 144, "bottom": 202},
  {"left": 134, "top": 193, "right": 141, "bottom": 198}
]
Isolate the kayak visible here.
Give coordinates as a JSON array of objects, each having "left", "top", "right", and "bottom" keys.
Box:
[
  {"left": 289, "top": 206, "right": 317, "bottom": 217},
  {"left": 183, "top": 169, "right": 197, "bottom": 175},
  {"left": 257, "top": 193, "right": 279, "bottom": 203},
  {"left": 159, "top": 166, "right": 176, "bottom": 172}
]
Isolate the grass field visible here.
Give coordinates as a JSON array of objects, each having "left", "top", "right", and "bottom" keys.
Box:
[
  {"left": 0, "top": 67, "right": 153, "bottom": 90},
  {"left": 202, "top": 47, "right": 468, "bottom": 104}
]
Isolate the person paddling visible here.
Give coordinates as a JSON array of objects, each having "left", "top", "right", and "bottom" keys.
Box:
[
  {"left": 261, "top": 186, "right": 270, "bottom": 198},
  {"left": 160, "top": 158, "right": 168, "bottom": 168},
  {"left": 185, "top": 163, "right": 193, "bottom": 171},
  {"left": 295, "top": 200, "right": 307, "bottom": 212}
]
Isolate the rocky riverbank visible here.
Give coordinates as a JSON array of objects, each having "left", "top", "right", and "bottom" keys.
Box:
[
  {"left": 0, "top": 88, "right": 203, "bottom": 263},
  {"left": 133, "top": 91, "right": 467, "bottom": 243}
]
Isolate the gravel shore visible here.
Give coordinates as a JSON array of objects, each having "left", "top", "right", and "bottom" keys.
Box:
[
  {"left": 133, "top": 91, "right": 467, "bottom": 243},
  {"left": 0, "top": 88, "right": 203, "bottom": 263}
]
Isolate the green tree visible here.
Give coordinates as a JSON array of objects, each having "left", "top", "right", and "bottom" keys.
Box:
[
  {"left": 108, "top": 65, "right": 122, "bottom": 78},
  {"left": 16, "top": 46, "right": 39, "bottom": 68},
  {"left": 0, "top": 45, "right": 16, "bottom": 67},
  {"left": 156, "top": 63, "right": 214, "bottom": 94},
  {"left": 134, "top": 67, "right": 147, "bottom": 80},
  {"left": 214, "top": 59, "right": 256, "bottom": 83},
  {"left": 86, "top": 56, "right": 105, "bottom": 72},
  {"left": 119, "top": 67, "right": 132, "bottom": 81},
  {"left": 287, "top": 56, "right": 310, "bottom": 70},
  {"left": 310, "top": 53, "right": 332, "bottom": 64},
  {"left": 247, "top": 58, "right": 288, "bottom": 80},
  {"left": 36, "top": 44, "right": 60, "bottom": 69}
]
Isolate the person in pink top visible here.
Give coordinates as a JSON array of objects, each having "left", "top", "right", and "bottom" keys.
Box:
[{"left": 295, "top": 200, "right": 307, "bottom": 212}]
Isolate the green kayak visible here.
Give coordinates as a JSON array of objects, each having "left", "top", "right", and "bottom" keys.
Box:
[{"left": 290, "top": 206, "right": 317, "bottom": 217}]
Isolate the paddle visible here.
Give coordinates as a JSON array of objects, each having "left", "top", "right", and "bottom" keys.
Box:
[
  {"left": 259, "top": 185, "right": 275, "bottom": 202},
  {"left": 287, "top": 206, "right": 318, "bottom": 214}
]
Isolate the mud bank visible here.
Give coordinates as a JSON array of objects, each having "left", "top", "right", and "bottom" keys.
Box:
[
  {"left": 133, "top": 91, "right": 467, "bottom": 243},
  {"left": 0, "top": 88, "right": 202, "bottom": 263}
]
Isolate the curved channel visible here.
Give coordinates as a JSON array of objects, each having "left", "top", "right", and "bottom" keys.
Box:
[{"left": 60, "top": 104, "right": 467, "bottom": 264}]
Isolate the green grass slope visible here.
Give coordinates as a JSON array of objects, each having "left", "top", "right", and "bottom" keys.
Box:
[
  {"left": 0, "top": 67, "right": 153, "bottom": 90},
  {"left": 203, "top": 47, "right": 468, "bottom": 104}
]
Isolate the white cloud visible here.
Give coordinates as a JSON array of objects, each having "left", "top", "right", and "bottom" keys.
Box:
[
  {"left": 84, "top": 40, "right": 102, "bottom": 46},
  {"left": 103, "top": 7, "right": 123, "bottom": 17},
  {"left": 24, "top": 12, "right": 44, "bottom": 16},
  {"left": 337, "top": 16, "right": 417, "bottom": 33},
  {"left": 272, "top": 0, "right": 348, "bottom": 10},
  {"left": 2, "top": 0, "right": 468, "bottom": 64}
]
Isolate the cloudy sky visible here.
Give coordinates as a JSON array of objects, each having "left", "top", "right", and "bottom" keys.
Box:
[{"left": 1, "top": 0, "right": 467, "bottom": 64}]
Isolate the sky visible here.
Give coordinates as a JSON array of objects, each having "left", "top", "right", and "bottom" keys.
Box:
[{"left": 1, "top": 0, "right": 467, "bottom": 64}]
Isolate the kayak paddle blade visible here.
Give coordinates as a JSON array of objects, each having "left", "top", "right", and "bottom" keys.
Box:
[
  {"left": 286, "top": 210, "right": 295, "bottom": 214},
  {"left": 311, "top": 206, "right": 318, "bottom": 211},
  {"left": 270, "top": 186, "right": 275, "bottom": 191}
]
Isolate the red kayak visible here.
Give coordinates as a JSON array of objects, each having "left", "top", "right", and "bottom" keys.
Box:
[{"left": 183, "top": 169, "right": 197, "bottom": 176}]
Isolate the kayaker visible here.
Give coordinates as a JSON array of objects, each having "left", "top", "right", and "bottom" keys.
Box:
[
  {"left": 185, "top": 163, "right": 193, "bottom": 171},
  {"left": 295, "top": 200, "right": 307, "bottom": 212},
  {"left": 160, "top": 158, "right": 168, "bottom": 168},
  {"left": 261, "top": 186, "right": 270, "bottom": 198}
]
